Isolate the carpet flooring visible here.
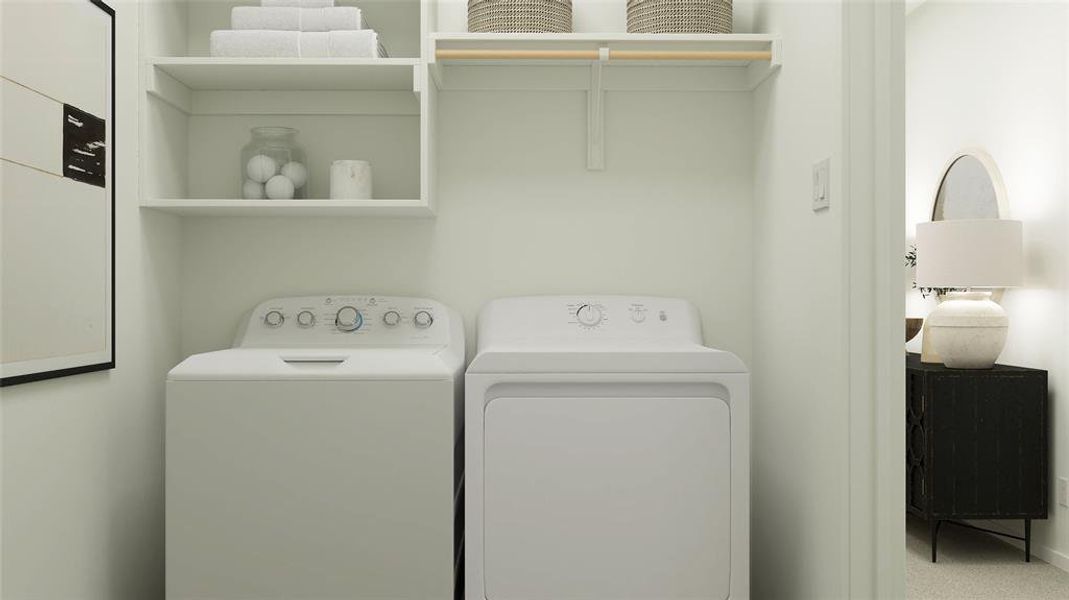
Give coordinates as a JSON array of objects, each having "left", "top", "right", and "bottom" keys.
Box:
[{"left": 907, "top": 515, "right": 1069, "bottom": 599}]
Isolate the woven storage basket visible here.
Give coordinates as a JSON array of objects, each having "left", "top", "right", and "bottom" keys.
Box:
[
  {"left": 627, "top": 0, "right": 732, "bottom": 34},
  {"left": 468, "top": 0, "right": 572, "bottom": 33}
]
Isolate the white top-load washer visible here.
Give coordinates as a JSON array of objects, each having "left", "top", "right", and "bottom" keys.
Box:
[
  {"left": 466, "top": 296, "right": 750, "bottom": 600},
  {"left": 166, "top": 295, "right": 463, "bottom": 600}
]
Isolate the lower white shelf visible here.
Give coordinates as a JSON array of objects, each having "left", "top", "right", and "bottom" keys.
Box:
[{"left": 141, "top": 198, "right": 433, "bottom": 218}]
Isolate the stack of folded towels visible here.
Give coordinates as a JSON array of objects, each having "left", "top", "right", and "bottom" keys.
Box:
[{"left": 210, "top": 0, "right": 388, "bottom": 58}]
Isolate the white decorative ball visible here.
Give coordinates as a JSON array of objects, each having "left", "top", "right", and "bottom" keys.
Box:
[
  {"left": 265, "top": 175, "right": 295, "bottom": 200},
  {"left": 246, "top": 154, "right": 277, "bottom": 183},
  {"left": 280, "top": 161, "right": 308, "bottom": 189},
  {"left": 242, "top": 179, "right": 265, "bottom": 199}
]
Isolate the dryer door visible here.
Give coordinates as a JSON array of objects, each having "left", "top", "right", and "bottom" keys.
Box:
[{"left": 483, "top": 395, "right": 732, "bottom": 600}]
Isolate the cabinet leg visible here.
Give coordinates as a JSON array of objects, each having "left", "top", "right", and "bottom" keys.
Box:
[
  {"left": 1025, "top": 519, "right": 1031, "bottom": 563},
  {"left": 930, "top": 519, "right": 942, "bottom": 563}
]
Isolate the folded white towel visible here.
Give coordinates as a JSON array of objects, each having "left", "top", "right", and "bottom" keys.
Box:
[
  {"left": 299, "top": 32, "right": 330, "bottom": 57},
  {"left": 209, "top": 29, "right": 382, "bottom": 58},
  {"left": 300, "top": 7, "right": 364, "bottom": 31},
  {"left": 327, "top": 30, "right": 379, "bottom": 58},
  {"left": 261, "top": 0, "right": 334, "bottom": 7},
  {"left": 232, "top": 7, "right": 299, "bottom": 31},
  {"left": 232, "top": 7, "right": 364, "bottom": 32},
  {"left": 210, "top": 30, "right": 300, "bottom": 57}
]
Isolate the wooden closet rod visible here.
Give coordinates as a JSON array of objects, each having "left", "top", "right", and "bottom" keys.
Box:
[{"left": 435, "top": 49, "right": 773, "bottom": 61}]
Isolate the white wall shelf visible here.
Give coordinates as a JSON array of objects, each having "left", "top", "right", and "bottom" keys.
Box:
[
  {"left": 140, "top": 199, "right": 434, "bottom": 218},
  {"left": 426, "top": 33, "right": 780, "bottom": 169},
  {"left": 139, "top": 3, "right": 780, "bottom": 217},
  {"left": 150, "top": 58, "right": 420, "bottom": 91},
  {"left": 428, "top": 33, "right": 781, "bottom": 92},
  {"left": 146, "top": 58, "right": 421, "bottom": 114},
  {"left": 141, "top": 56, "right": 433, "bottom": 215}
]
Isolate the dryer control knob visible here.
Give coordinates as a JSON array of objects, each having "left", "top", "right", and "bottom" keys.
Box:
[
  {"left": 382, "top": 310, "right": 402, "bottom": 328},
  {"left": 296, "top": 310, "right": 316, "bottom": 328},
  {"left": 335, "top": 306, "right": 363, "bottom": 332},
  {"left": 264, "top": 310, "right": 285, "bottom": 328},
  {"left": 576, "top": 304, "right": 603, "bottom": 327},
  {"left": 413, "top": 310, "right": 434, "bottom": 329}
]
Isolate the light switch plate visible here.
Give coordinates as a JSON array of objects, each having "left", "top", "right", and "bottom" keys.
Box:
[
  {"left": 1058, "top": 477, "right": 1068, "bottom": 508},
  {"left": 812, "top": 158, "right": 831, "bottom": 212}
]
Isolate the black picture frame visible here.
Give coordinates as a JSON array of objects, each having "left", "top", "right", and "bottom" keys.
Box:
[{"left": 0, "top": 0, "right": 116, "bottom": 386}]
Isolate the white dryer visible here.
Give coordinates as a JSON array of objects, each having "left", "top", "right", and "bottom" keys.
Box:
[
  {"left": 466, "top": 296, "right": 749, "bottom": 600},
  {"left": 166, "top": 295, "right": 463, "bottom": 600}
]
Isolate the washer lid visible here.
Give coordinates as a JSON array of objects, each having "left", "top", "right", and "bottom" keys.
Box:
[{"left": 167, "top": 348, "right": 458, "bottom": 381}]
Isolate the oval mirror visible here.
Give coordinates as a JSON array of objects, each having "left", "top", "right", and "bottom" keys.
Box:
[{"left": 931, "top": 151, "right": 1006, "bottom": 221}]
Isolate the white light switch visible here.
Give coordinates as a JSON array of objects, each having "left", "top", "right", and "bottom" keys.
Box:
[
  {"left": 1059, "top": 477, "right": 1068, "bottom": 508},
  {"left": 812, "top": 158, "right": 831, "bottom": 212}
]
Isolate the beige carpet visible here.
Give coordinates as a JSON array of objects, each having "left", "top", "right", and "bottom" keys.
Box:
[{"left": 907, "top": 515, "right": 1069, "bottom": 599}]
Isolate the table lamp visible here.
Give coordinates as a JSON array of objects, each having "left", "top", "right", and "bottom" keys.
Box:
[{"left": 916, "top": 219, "right": 1023, "bottom": 369}]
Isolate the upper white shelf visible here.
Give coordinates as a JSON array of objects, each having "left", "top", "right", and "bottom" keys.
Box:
[
  {"left": 145, "top": 57, "right": 423, "bottom": 115},
  {"left": 149, "top": 57, "right": 421, "bottom": 92},
  {"left": 428, "top": 33, "right": 780, "bottom": 91}
]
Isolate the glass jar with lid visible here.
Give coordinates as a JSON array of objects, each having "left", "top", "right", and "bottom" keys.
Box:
[{"left": 240, "top": 127, "right": 308, "bottom": 200}]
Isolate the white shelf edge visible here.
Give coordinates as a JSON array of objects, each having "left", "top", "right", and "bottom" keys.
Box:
[
  {"left": 145, "top": 57, "right": 423, "bottom": 97},
  {"left": 429, "top": 32, "right": 780, "bottom": 58},
  {"left": 148, "top": 57, "right": 422, "bottom": 68},
  {"left": 430, "top": 32, "right": 780, "bottom": 43},
  {"left": 428, "top": 33, "right": 781, "bottom": 92},
  {"left": 140, "top": 199, "right": 435, "bottom": 218}
]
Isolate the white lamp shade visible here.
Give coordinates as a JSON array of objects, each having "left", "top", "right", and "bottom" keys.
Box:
[{"left": 916, "top": 219, "right": 1023, "bottom": 288}]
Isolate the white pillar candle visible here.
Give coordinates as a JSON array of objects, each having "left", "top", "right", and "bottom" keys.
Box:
[{"left": 330, "top": 160, "right": 373, "bottom": 200}]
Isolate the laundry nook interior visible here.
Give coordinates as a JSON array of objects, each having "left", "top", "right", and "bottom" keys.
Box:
[{"left": 0, "top": 1, "right": 915, "bottom": 599}]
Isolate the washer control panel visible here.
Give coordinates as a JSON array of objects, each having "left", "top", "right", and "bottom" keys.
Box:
[{"left": 238, "top": 295, "right": 451, "bottom": 348}]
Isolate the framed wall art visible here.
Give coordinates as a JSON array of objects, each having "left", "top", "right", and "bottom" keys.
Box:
[{"left": 1, "top": 0, "right": 116, "bottom": 386}]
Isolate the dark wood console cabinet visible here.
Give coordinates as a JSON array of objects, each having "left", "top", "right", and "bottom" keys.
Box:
[{"left": 906, "top": 353, "right": 1048, "bottom": 562}]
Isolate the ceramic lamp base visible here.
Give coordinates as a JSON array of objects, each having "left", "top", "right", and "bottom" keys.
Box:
[
  {"left": 926, "top": 291, "right": 1008, "bottom": 369},
  {"left": 919, "top": 318, "right": 942, "bottom": 364}
]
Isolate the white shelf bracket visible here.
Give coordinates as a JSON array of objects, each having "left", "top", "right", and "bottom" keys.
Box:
[{"left": 587, "top": 47, "right": 609, "bottom": 171}]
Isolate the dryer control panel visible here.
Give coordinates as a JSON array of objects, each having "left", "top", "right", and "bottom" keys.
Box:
[
  {"left": 236, "top": 295, "right": 453, "bottom": 348},
  {"left": 477, "top": 296, "right": 704, "bottom": 347}
]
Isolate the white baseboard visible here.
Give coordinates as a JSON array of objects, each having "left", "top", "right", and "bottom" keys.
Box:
[{"left": 970, "top": 519, "right": 1069, "bottom": 574}]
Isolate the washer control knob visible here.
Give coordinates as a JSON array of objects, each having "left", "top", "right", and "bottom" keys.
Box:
[
  {"left": 335, "top": 306, "right": 363, "bottom": 332},
  {"left": 382, "top": 310, "right": 402, "bottom": 328},
  {"left": 631, "top": 309, "right": 647, "bottom": 323},
  {"left": 576, "top": 304, "right": 603, "bottom": 327},
  {"left": 296, "top": 310, "right": 316, "bottom": 328},
  {"left": 264, "top": 310, "right": 285, "bottom": 328},
  {"left": 413, "top": 310, "right": 434, "bottom": 329}
]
